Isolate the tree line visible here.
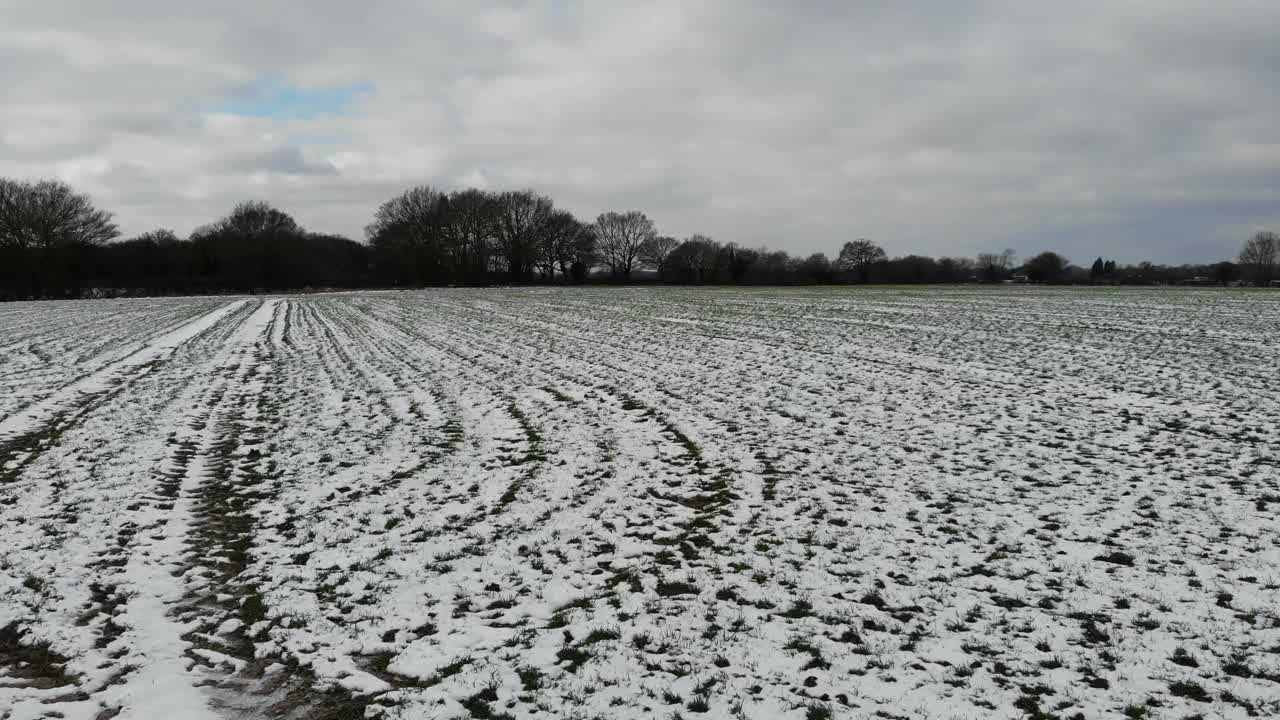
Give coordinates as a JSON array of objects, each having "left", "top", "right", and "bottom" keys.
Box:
[{"left": 1, "top": 176, "right": 1276, "bottom": 300}]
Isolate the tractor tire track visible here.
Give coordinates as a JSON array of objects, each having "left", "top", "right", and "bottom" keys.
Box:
[{"left": 0, "top": 301, "right": 246, "bottom": 485}]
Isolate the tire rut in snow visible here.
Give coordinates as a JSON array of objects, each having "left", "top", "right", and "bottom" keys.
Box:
[
  {"left": 0, "top": 304, "right": 256, "bottom": 717},
  {"left": 173, "top": 340, "right": 373, "bottom": 719},
  {"left": 18, "top": 299, "right": 366, "bottom": 720},
  {"left": 0, "top": 302, "right": 247, "bottom": 488}
]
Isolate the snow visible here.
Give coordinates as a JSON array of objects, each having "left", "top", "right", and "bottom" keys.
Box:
[
  {"left": 2, "top": 287, "right": 1279, "bottom": 719},
  {"left": 0, "top": 299, "right": 243, "bottom": 442}
]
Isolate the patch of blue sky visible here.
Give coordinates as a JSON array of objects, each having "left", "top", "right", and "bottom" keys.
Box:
[{"left": 212, "top": 76, "right": 372, "bottom": 120}]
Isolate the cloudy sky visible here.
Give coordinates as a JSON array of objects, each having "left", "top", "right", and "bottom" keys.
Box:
[{"left": 3, "top": 1, "right": 1278, "bottom": 263}]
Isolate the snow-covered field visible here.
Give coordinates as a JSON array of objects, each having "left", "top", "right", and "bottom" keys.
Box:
[{"left": 2, "top": 287, "right": 1278, "bottom": 720}]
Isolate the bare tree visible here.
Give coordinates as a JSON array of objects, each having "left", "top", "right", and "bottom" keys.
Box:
[
  {"left": 134, "top": 228, "right": 182, "bottom": 245},
  {"left": 1001, "top": 248, "right": 1016, "bottom": 270},
  {"left": 220, "top": 200, "right": 302, "bottom": 238},
  {"left": 496, "top": 190, "right": 554, "bottom": 282},
  {"left": 750, "top": 249, "right": 789, "bottom": 284},
  {"left": 638, "top": 234, "right": 679, "bottom": 278},
  {"left": 365, "top": 186, "right": 451, "bottom": 283},
  {"left": 0, "top": 178, "right": 118, "bottom": 297},
  {"left": 836, "top": 238, "right": 886, "bottom": 282},
  {"left": 1239, "top": 231, "right": 1278, "bottom": 284},
  {"left": 0, "top": 178, "right": 26, "bottom": 251},
  {"left": 191, "top": 201, "right": 309, "bottom": 291},
  {"left": 683, "top": 234, "right": 719, "bottom": 283},
  {"left": 537, "top": 210, "right": 589, "bottom": 281},
  {"left": 975, "top": 249, "right": 1016, "bottom": 282},
  {"left": 720, "top": 242, "right": 758, "bottom": 283},
  {"left": 365, "top": 186, "right": 446, "bottom": 243},
  {"left": 568, "top": 225, "right": 597, "bottom": 283},
  {"left": 799, "top": 252, "right": 834, "bottom": 283},
  {"left": 0, "top": 178, "right": 118, "bottom": 250},
  {"left": 442, "top": 188, "right": 500, "bottom": 283},
  {"left": 594, "top": 211, "right": 654, "bottom": 279},
  {"left": 938, "top": 256, "right": 976, "bottom": 282}
]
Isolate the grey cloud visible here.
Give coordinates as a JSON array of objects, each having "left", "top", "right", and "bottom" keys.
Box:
[
  {"left": 223, "top": 145, "right": 337, "bottom": 176},
  {"left": 2, "top": 1, "right": 1278, "bottom": 263}
]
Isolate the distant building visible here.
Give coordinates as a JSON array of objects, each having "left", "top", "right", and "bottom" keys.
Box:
[{"left": 1182, "top": 276, "right": 1213, "bottom": 286}]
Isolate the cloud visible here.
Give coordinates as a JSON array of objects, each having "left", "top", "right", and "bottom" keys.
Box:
[
  {"left": 221, "top": 143, "right": 337, "bottom": 175},
  {"left": 1, "top": 1, "right": 1278, "bottom": 263}
]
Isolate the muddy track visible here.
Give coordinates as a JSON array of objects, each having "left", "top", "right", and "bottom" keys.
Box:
[
  {"left": 0, "top": 300, "right": 373, "bottom": 720},
  {"left": 0, "top": 303, "right": 253, "bottom": 718},
  {"left": 168, "top": 307, "right": 375, "bottom": 720}
]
